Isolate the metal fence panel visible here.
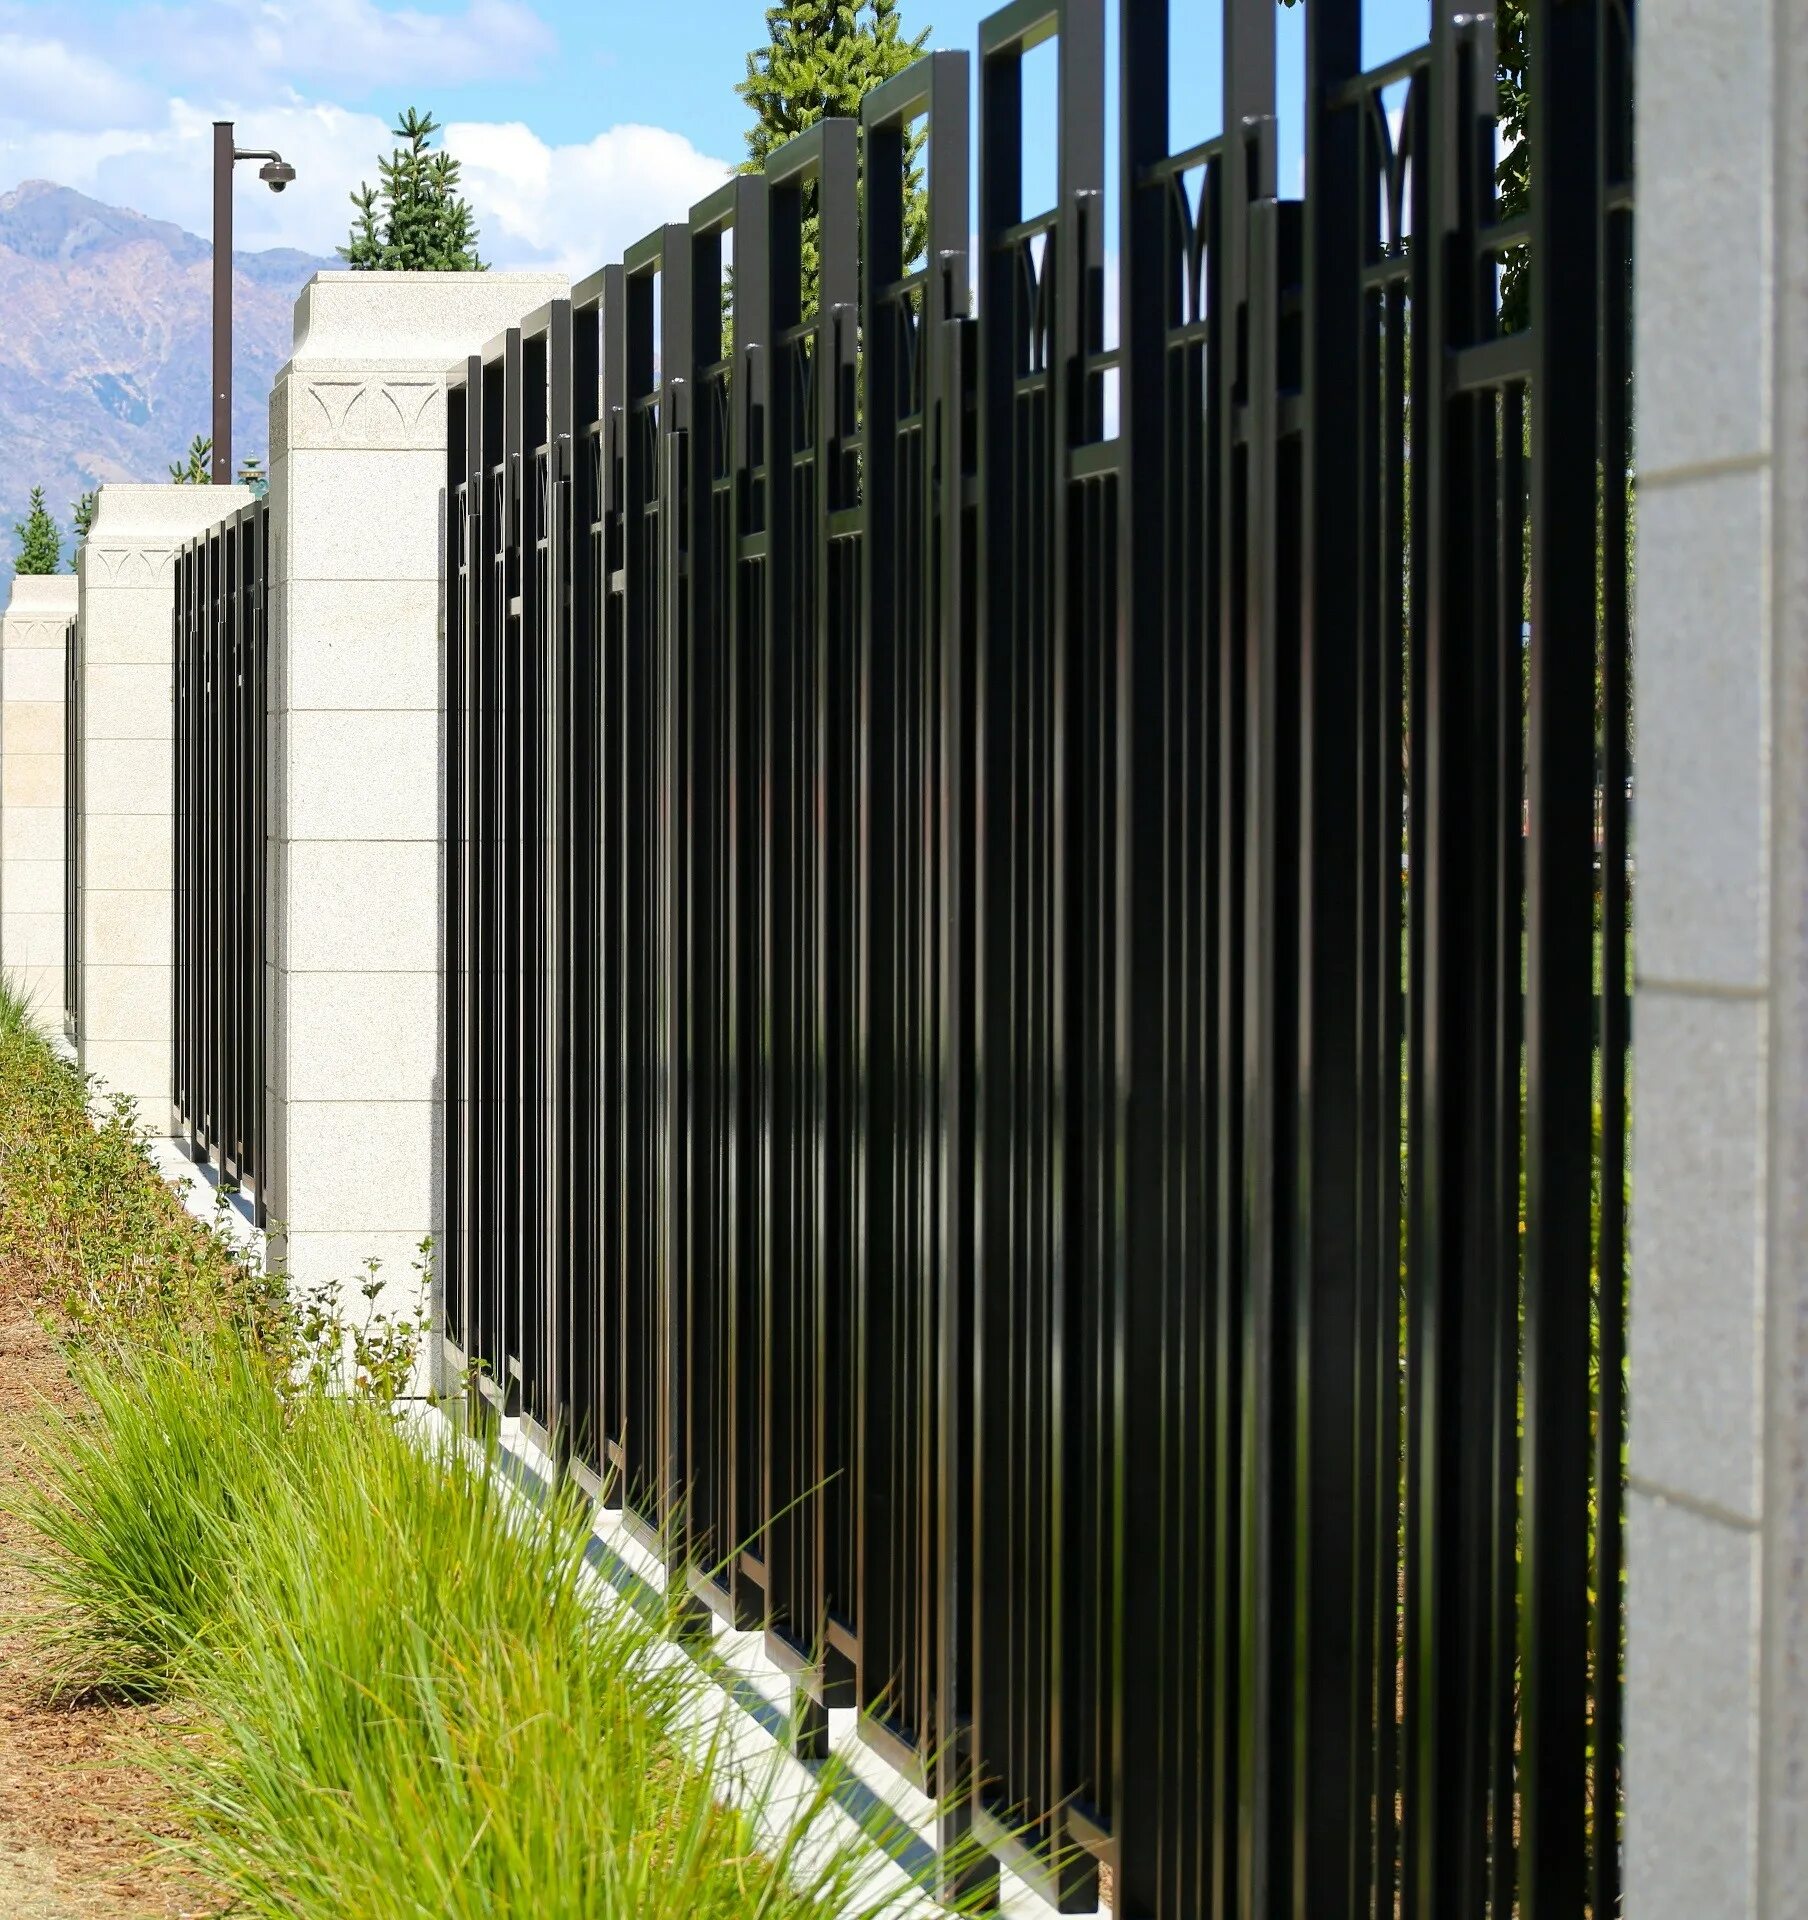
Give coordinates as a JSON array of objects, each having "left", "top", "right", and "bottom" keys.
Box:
[
  {"left": 171, "top": 499, "right": 268, "bottom": 1221},
  {"left": 441, "top": 0, "right": 1636, "bottom": 1909}
]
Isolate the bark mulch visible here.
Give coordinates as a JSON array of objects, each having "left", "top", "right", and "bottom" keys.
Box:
[{"left": 0, "top": 1281, "right": 220, "bottom": 1918}]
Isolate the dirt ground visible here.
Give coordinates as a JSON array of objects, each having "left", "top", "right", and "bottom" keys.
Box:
[{"left": 0, "top": 1290, "right": 218, "bottom": 1919}]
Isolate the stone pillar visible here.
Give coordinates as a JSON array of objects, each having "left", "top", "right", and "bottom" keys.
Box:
[
  {"left": 0, "top": 572, "right": 77, "bottom": 1025},
  {"left": 1629, "top": 3, "right": 1808, "bottom": 1911},
  {"left": 264, "top": 270, "right": 564, "bottom": 1323},
  {"left": 76, "top": 485, "right": 252, "bottom": 1125}
]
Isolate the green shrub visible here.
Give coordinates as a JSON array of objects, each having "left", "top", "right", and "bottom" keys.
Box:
[
  {"left": 23, "top": 1336, "right": 286, "bottom": 1697},
  {"left": 0, "top": 1015, "right": 284, "bottom": 1347},
  {"left": 25, "top": 1337, "right": 960, "bottom": 1919}
]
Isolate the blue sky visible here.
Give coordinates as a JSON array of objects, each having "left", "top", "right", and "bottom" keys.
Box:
[{"left": 0, "top": 0, "right": 1437, "bottom": 273}]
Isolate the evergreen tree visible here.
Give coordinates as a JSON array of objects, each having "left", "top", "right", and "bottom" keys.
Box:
[
  {"left": 736, "top": 0, "right": 930, "bottom": 311},
  {"left": 1492, "top": 0, "right": 1530, "bottom": 331},
  {"left": 169, "top": 435, "right": 211, "bottom": 485},
  {"left": 341, "top": 109, "right": 485, "bottom": 272},
  {"left": 71, "top": 491, "right": 97, "bottom": 541},
  {"left": 13, "top": 487, "right": 60, "bottom": 574}
]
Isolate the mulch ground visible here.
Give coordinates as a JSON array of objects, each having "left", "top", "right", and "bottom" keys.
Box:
[{"left": 0, "top": 1280, "right": 220, "bottom": 1918}]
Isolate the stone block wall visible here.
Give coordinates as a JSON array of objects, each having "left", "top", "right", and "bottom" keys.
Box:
[
  {"left": 0, "top": 573, "right": 76, "bottom": 1024},
  {"left": 262, "top": 270, "right": 565, "bottom": 1324},
  {"left": 1630, "top": 2, "right": 1808, "bottom": 1909},
  {"left": 76, "top": 484, "right": 252, "bottom": 1127}
]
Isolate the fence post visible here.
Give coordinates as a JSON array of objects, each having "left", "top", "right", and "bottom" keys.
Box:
[
  {"left": 1628, "top": 0, "right": 1808, "bottom": 1911},
  {"left": 262, "top": 270, "right": 565, "bottom": 1359},
  {"left": 73, "top": 485, "right": 252, "bottom": 1125},
  {"left": 0, "top": 573, "right": 78, "bottom": 1027}
]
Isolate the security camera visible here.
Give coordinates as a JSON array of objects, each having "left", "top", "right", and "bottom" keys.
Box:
[{"left": 259, "top": 159, "right": 296, "bottom": 193}]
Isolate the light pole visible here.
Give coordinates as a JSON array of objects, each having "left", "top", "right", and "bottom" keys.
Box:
[{"left": 211, "top": 121, "right": 297, "bottom": 485}]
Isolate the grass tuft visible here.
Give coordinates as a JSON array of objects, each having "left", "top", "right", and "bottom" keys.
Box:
[
  {"left": 4, "top": 961, "right": 988, "bottom": 1919},
  {"left": 26, "top": 1337, "right": 956, "bottom": 1918},
  {"left": 23, "top": 1336, "right": 286, "bottom": 1699},
  {"left": 0, "top": 967, "right": 39, "bottom": 1037}
]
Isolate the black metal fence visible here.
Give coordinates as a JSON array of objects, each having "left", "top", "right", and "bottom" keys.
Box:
[
  {"left": 63, "top": 612, "right": 80, "bottom": 1043},
  {"left": 443, "top": 0, "right": 1636, "bottom": 1911},
  {"left": 172, "top": 500, "right": 269, "bottom": 1221}
]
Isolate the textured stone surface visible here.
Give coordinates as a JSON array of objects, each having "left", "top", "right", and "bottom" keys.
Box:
[
  {"left": 1632, "top": 988, "right": 1767, "bottom": 1520},
  {"left": 1635, "top": 0, "right": 1772, "bottom": 479},
  {"left": 1759, "top": 0, "right": 1808, "bottom": 1899},
  {"left": 1625, "top": 1490, "right": 1760, "bottom": 1920},
  {"left": 0, "top": 571, "right": 73, "bottom": 1015},
  {"left": 1632, "top": 3, "right": 1808, "bottom": 1911},
  {"left": 265, "top": 271, "right": 563, "bottom": 1351},
  {"left": 75, "top": 484, "right": 251, "bottom": 1127}
]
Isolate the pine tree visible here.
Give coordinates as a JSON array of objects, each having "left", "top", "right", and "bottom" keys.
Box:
[
  {"left": 71, "top": 491, "right": 97, "bottom": 541},
  {"left": 736, "top": 0, "right": 930, "bottom": 311},
  {"left": 340, "top": 109, "right": 485, "bottom": 272},
  {"left": 1492, "top": 0, "right": 1530, "bottom": 331},
  {"left": 13, "top": 487, "right": 61, "bottom": 574},
  {"left": 169, "top": 435, "right": 211, "bottom": 485}
]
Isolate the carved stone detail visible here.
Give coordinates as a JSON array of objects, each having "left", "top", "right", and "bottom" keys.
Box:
[
  {"left": 276, "top": 374, "right": 449, "bottom": 452},
  {"left": 84, "top": 545, "right": 175, "bottom": 588}
]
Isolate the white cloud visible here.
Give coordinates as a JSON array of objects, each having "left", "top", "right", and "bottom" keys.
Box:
[
  {"left": 0, "top": 36, "right": 731, "bottom": 272},
  {"left": 448, "top": 120, "right": 732, "bottom": 277},
  {"left": 0, "top": 31, "right": 159, "bottom": 129},
  {"left": 128, "top": 0, "right": 554, "bottom": 92},
  {"left": 0, "top": 97, "right": 399, "bottom": 256}
]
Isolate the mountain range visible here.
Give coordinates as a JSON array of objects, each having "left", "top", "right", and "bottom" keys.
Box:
[{"left": 0, "top": 179, "right": 333, "bottom": 584}]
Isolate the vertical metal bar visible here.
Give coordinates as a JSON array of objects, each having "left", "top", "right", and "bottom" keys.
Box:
[
  {"left": 857, "top": 67, "right": 910, "bottom": 1769},
  {"left": 859, "top": 41, "right": 970, "bottom": 1794},
  {"left": 519, "top": 322, "right": 548, "bottom": 1435},
  {"left": 933, "top": 292, "right": 988, "bottom": 1904},
  {"left": 1522, "top": 0, "right": 1601, "bottom": 1906},
  {"left": 819, "top": 148, "right": 860, "bottom": 1719},
  {"left": 973, "top": 4, "right": 1109, "bottom": 1890},
  {"left": 971, "top": 7, "right": 1027, "bottom": 1876},
  {"left": 172, "top": 544, "right": 186, "bottom": 1137},
  {"left": 1113, "top": 0, "right": 1176, "bottom": 1906},
  {"left": 479, "top": 349, "right": 507, "bottom": 1396},
  {"left": 1405, "top": 12, "right": 1498, "bottom": 1910},
  {"left": 207, "top": 520, "right": 222, "bottom": 1164},
  {"left": 1403, "top": 18, "right": 1448, "bottom": 1908},
  {"left": 1233, "top": 102, "right": 1282, "bottom": 1920},
  {"left": 1048, "top": 8, "right": 1100, "bottom": 1889},
  {"left": 1294, "top": 0, "right": 1364, "bottom": 1910},
  {"left": 1351, "top": 78, "right": 1404, "bottom": 1920},
  {"left": 1592, "top": 10, "right": 1634, "bottom": 1912},
  {"left": 443, "top": 365, "right": 470, "bottom": 1365},
  {"left": 607, "top": 258, "right": 643, "bottom": 1503},
  {"left": 655, "top": 223, "right": 695, "bottom": 1558},
  {"left": 729, "top": 178, "right": 770, "bottom": 1630},
  {"left": 566, "top": 292, "right": 604, "bottom": 1473},
  {"left": 1214, "top": 16, "right": 1276, "bottom": 1916},
  {"left": 453, "top": 355, "right": 484, "bottom": 1374},
  {"left": 212, "top": 120, "right": 232, "bottom": 484},
  {"left": 757, "top": 121, "right": 859, "bottom": 1747},
  {"left": 500, "top": 328, "right": 525, "bottom": 1412},
  {"left": 544, "top": 302, "right": 574, "bottom": 1447},
  {"left": 253, "top": 507, "right": 264, "bottom": 1210}
]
